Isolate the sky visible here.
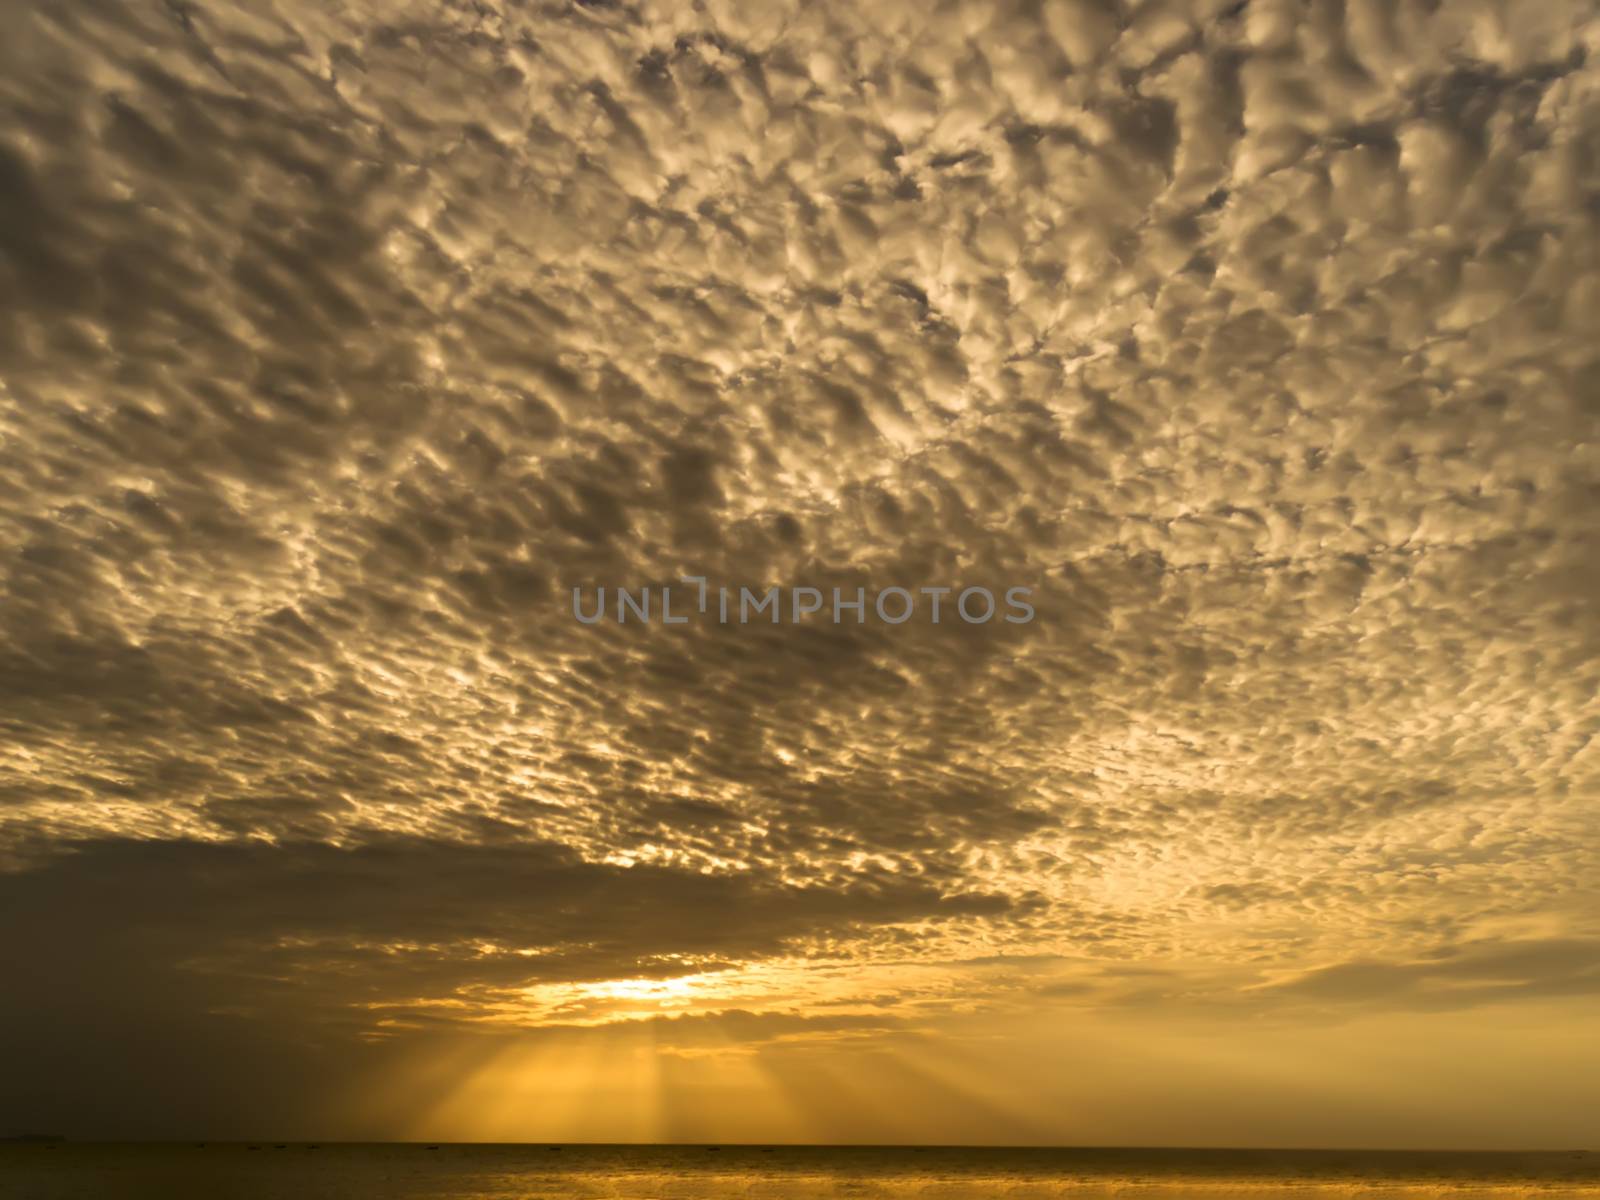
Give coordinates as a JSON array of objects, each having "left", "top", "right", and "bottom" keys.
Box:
[{"left": 1, "top": 0, "right": 1598, "bottom": 1149}]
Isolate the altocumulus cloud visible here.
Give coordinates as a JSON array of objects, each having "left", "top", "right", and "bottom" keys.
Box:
[{"left": 0, "top": 0, "right": 1599, "bottom": 1137}]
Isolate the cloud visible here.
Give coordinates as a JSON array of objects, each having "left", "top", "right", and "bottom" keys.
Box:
[
  {"left": 1261, "top": 937, "right": 1600, "bottom": 1010},
  {"left": 0, "top": 0, "right": 1598, "bottom": 1138},
  {"left": 0, "top": 835, "right": 1017, "bottom": 1019}
]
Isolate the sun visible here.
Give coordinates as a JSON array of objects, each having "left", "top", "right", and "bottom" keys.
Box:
[{"left": 584, "top": 976, "right": 705, "bottom": 1004}]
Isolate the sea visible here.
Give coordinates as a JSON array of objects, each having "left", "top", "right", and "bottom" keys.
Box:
[{"left": 1, "top": 1144, "right": 1596, "bottom": 1199}]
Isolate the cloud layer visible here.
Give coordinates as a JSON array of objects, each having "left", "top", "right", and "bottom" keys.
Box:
[{"left": 0, "top": 0, "right": 1597, "bottom": 1141}]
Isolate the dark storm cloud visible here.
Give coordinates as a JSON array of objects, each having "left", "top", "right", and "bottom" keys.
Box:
[{"left": 1, "top": 0, "right": 1599, "bottom": 1136}]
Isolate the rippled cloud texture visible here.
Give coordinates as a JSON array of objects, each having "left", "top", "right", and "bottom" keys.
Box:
[{"left": 1, "top": 0, "right": 1598, "bottom": 1147}]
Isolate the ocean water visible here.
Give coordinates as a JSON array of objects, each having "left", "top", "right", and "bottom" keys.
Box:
[{"left": 2, "top": 1144, "right": 1597, "bottom": 1200}]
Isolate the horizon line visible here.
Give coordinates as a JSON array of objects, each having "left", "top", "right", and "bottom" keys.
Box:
[{"left": 7, "top": 1139, "right": 1595, "bottom": 1154}]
